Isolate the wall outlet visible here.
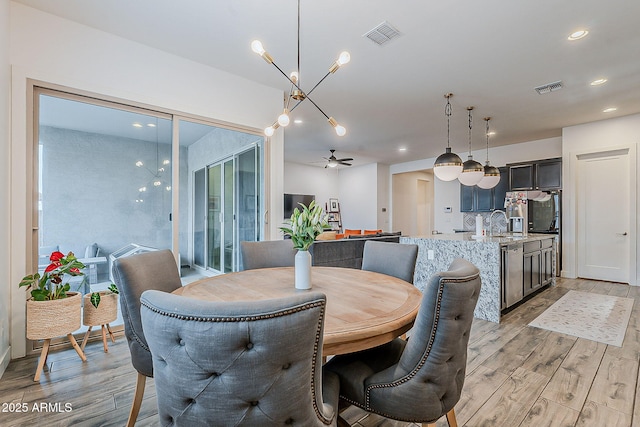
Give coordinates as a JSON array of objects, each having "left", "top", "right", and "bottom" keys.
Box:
[{"left": 427, "top": 249, "right": 434, "bottom": 260}]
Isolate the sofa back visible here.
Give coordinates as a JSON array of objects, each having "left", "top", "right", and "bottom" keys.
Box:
[{"left": 310, "top": 233, "right": 401, "bottom": 269}]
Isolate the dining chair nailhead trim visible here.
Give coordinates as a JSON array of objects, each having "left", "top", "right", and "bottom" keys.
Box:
[
  {"left": 356, "top": 273, "right": 479, "bottom": 423},
  {"left": 141, "top": 298, "right": 336, "bottom": 426}
]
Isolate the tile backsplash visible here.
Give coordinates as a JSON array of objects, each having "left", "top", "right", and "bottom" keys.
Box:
[{"left": 463, "top": 212, "right": 508, "bottom": 234}]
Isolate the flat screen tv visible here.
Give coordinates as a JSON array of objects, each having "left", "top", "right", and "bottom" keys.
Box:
[{"left": 284, "top": 193, "right": 315, "bottom": 219}]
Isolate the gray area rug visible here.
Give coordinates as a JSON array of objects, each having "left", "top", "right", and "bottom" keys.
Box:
[{"left": 529, "top": 290, "right": 633, "bottom": 347}]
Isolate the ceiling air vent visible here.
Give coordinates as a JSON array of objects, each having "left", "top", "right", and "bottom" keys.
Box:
[
  {"left": 534, "top": 80, "right": 563, "bottom": 95},
  {"left": 363, "top": 21, "right": 402, "bottom": 46}
]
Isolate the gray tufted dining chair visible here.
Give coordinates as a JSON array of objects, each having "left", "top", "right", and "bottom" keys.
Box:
[
  {"left": 240, "top": 239, "right": 296, "bottom": 270},
  {"left": 112, "top": 249, "right": 182, "bottom": 427},
  {"left": 140, "top": 290, "right": 340, "bottom": 426},
  {"left": 361, "top": 240, "right": 419, "bottom": 283},
  {"left": 325, "top": 258, "right": 481, "bottom": 427}
]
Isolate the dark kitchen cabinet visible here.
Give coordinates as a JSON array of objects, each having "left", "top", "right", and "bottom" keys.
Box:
[
  {"left": 523, "top": 240, "right": 542, "bottom": 296},
  {"left": 508, "top": 158, "right": 562, "bottom": 191},
  {"left": 523, "top": 238, "right": 554, "bottom": 296},
  {"left": 509, "top": 164, "right": 534, "bottom": 190},
  {"left": 460, "top": 184, "right": 474, "bottom": 212},
  {"left": 536, "top": 159, "right": 562, "bottom": 190},
  {"left": 541, "top": 240, "right": 554, "bottom": 286},
  {"left": 460, "top": 167, "right": 508, "bottom": 212},
  {"left": 523, "top": 250, "right": 541, "bottom": 296}
]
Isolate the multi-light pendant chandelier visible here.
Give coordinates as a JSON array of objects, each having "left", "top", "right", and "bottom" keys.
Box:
[
  {"left": 458, "top": 106, "right": 485, "bottom": 186},
  {"left": 433, "top": 93, "right": 500, "bottom": 188},
  {"left": 477, "top": 117, "right": 501, "bottom": 189},
  {"left": 251, "top": 0, "right": 350, "bottom": 137}
]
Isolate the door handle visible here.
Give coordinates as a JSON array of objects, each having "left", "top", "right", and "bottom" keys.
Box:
[{"left": 616, "top": 232, "right": 628, "bottom": 236}]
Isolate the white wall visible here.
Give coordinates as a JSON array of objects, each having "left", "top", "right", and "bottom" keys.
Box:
[
  {"left": 562, "top": 113, "right": 640, "bottom": 281},
  {"left": 376, "top": 163, "right": 390, "bottom": 230},
  {"left": 0, "top": 0, "right": 11, "bottom": 378},
  {"left": 338, "top": 163, "right": 379, "bottom": 230},
  {"left": 392, "top": 171, "right": 434, "bottom": 236},
  {"left": 390, "top": 136, "right": 562, "bottom": 233},
  {"left": 9, "top": 3, "right": 285, "bottom": 358},
  {"left": 283, "top": 161, "right": 340, "bottom": 223}
]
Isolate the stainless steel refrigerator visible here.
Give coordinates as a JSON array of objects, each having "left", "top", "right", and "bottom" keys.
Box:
[{"left": 528, "top": 190, "right": 561, "bottom": 275}]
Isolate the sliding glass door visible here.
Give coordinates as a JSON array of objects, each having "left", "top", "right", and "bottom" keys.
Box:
[
  {"left": 31, "top": 87, "right": 265, "bottom": 354},
  {"left": 195, "top": 145, "right": 261, "bottom": 274}
]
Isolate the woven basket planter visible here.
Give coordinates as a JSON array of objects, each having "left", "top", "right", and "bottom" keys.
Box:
[
  {"left": 83, "top": 291, "right": 118, "bottom": 326},
  {"left": 26, "top": 292, "right": 82, "bottom": 340}
]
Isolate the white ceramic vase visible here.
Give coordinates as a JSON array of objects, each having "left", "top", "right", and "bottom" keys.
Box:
[{"left": 295, "top": 250, "right": 312, "bottom": 290}]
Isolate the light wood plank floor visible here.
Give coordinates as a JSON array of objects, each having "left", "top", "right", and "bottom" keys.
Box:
[{"left": 2, "top": 277, "right": 639, "bottom": 426}]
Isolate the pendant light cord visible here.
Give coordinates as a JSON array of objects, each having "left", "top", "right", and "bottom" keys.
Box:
[
  {"left": 485, "top": 118, "right": 491, "bottom": 163},
  {"left": 467, "top": 107, "right": 474, "bottom": 156},
  {"left": 297, "top": 0, "right": 300, "bottom": 88},
  {"left": 445, "top": 95, "right": 452, "bottom": 148}
]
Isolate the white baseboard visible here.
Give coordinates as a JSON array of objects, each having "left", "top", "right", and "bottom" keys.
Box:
[{"left": 0, "top": 345, "right": 11, "bottom": 379}]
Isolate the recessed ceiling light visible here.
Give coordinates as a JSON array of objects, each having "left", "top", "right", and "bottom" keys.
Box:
[
  {"left": 399, "top": 147, "right": 407, "bottom": 152},
  {"left": 568, "top": 30, "right": 588, "bottom": 41},
  {"left": 147, "top": 123, "right": 156, "bottom": 127},
  {"left": 603, "top": 107, "right": 617, "bottom": 113},
  {"left": 487, "top": 131, "right": 496, "bottom": 137},
  {"left": 132, "top": 123, "right": 143, "bottom": 128},
  {"left": 590, "top": 78, "right": 607, "bottom": 86},
  {"left": 294, "top": 119, "right": 303, "bottom": 124}
]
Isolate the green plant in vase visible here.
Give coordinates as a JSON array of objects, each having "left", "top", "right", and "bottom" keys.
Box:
[{"left": 280, "top": 200, "right": 328, "bottom": 249}]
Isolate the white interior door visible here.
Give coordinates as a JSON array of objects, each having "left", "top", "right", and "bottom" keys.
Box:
[{"left": 577, "top": 150, "right": 630, "bottom": 283}]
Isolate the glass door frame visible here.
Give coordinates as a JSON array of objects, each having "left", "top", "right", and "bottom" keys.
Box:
[
  {"left": 195, "top": 143, "right": 262, "bottom": 274},
  {"left": 28, "top": 84, "right": 267, "bottom": 355}
]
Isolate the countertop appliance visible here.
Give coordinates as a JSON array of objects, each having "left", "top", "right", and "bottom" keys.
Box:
[{"left": 505, "top": 192, "right": 528, "bottom": 235}]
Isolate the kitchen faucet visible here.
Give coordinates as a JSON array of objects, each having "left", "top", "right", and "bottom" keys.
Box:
[{"left": 489, "top": 210, "right": 508, "bottom": 236}]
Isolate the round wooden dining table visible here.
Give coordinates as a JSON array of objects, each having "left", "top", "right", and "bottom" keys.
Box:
[{"left": 173, "top": 266, "right": 423, "bottom": 356}]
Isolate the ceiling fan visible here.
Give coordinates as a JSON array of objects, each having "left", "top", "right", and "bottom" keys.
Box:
[{"left": 324, "top": 149, "right": 353, "bottom": 168}]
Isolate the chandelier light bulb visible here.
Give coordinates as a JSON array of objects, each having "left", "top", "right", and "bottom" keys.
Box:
[
  {"left": 264, "top": 122, "right": 280, "bottom": 137},
  {"left": 139, "top": 186, "right": 147, "bottom": 192},
  {"left": 289, "top": 71, "right": 299, "bottom": 84},
  {"left": 330, "top": 51, "right": 351, "bottom": 73},
  {"left": 135, "top": 161, "right": 143, "bottom": 167},
  {"left": 328, "top": 117, "right": 346, "bottom": 136},
  {"left": 163, "top": 159, "right": 170, "bottom": 165},
  {"left": 337, "top": 51, "right": 351, "bottom": 66},
  {"left": 251, "top": 40, "right": 265, "bottom": 55},
  {"left": 277, "top": 109, "right": 290, "bottom": 127},
  {"left": 153, "top": 180, "right": 161, "bottom": 187}
]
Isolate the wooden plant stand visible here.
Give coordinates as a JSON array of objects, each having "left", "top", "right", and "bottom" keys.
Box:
[
  {"left": 34, "top": 335, "right": 86, "bottom": 382},
  {"left": 80, "top": 324, "right": 116, "bottom": 353}
]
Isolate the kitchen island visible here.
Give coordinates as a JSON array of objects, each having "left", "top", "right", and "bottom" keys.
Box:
[{"left": 401, "top": 233, "right": 556, "bottom": 323}]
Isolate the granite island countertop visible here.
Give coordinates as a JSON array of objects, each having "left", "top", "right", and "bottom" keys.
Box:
[
  {"left": 414, "top": 232, "right": 556, "bottom": 245},
  {"left": 401, "top": 233, "right": 556, "bottom": 323}
]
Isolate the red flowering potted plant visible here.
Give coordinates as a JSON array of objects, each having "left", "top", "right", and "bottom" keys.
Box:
[
  {"left": 19, "top": 250, "right": 88, "bottom": 381},
  {"left": 20, "top": 250, "right": 86, "bottom": 301}
]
